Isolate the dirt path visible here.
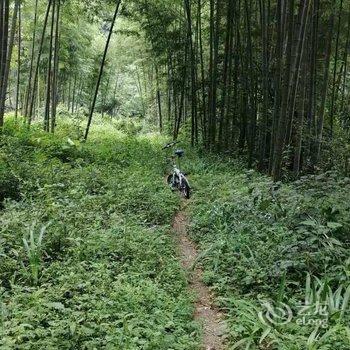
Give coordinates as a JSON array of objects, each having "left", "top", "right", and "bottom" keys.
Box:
[{"left": 173, "top": 207, "right": 226, "bottom": 350}]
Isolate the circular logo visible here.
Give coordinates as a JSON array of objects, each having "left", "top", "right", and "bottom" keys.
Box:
[{"left": 258, "top": 301, "right": 293, "bottom": 326}]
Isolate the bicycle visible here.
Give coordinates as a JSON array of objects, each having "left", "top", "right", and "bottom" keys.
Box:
[{"left": 163, "top": 141, "right": 191, "bottom": 199}]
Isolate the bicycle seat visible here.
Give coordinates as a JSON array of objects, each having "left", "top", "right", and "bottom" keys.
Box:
[{"left": 175, "top": 149, "right": 185, "bottom": 157}]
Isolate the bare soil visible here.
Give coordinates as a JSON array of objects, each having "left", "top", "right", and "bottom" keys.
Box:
[{"left": 172, "top": 208, "right": 226, "bottom": 350}]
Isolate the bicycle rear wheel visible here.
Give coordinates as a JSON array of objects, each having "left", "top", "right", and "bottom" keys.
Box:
[{"left": 180, "top": 177, "right": 191, "bottom": 199}]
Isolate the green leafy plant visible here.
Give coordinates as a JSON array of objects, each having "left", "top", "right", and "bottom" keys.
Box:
[
  {"left": 304, "top": 273, "right": 350, "bottom": 322},
  {"left": 189, "top": 156, "right": 350, "bottom": 348},
  {"left": 0, "top": 121, "right": 199, "bottom": 349},
  {"left": 22, "top": 224, "right": 49, "bottom": 286}
]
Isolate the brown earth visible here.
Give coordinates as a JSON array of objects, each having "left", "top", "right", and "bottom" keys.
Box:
[{"left": 172, "top": 208, "right": 226, "bottom": 350}]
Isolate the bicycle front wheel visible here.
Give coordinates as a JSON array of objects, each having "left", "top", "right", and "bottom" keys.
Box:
[{"left": 167, "top": 174, "right": 179, "bottom": 190}]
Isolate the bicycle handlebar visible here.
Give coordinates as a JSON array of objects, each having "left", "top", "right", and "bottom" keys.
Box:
[{"left": 162, "top": 141, "right": 179, "bottom": 150}]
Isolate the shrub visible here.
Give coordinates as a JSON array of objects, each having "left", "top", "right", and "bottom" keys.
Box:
[
  {"left": 0, "top": 119, "right": 199, "bottom": 349},
  {"left": 0, "top": 158, "right": 20, "bottom": 208},
  {"left": 188, "top": 157, "right": 350, "bottom": 348},
  {"left": 113, "top": 119, "right": 143, "bottom": 136}
]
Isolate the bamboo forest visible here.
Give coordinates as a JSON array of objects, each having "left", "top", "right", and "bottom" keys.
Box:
[{"left": 1, "top": 0, "right": 350, "bottom": 349}]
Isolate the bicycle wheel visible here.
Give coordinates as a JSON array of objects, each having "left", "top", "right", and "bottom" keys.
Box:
[
  {"left": 167, "top": 174, "right": 173, "bottom": 186},
  {"left": 180, "top": 176, "right": 191, "bottom": 199},
  {"left": 167, "top": 174, "right": 179, "bottom": 190}
]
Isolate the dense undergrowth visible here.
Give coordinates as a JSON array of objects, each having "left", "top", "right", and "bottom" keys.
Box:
[
  {"left": 1, "top": 116, "right": 350, "bottom": 349},
  {"left": 188, "top": 155, "right": 350, "bottom": 349},
  {"left": 0, "top": 118, "right": 200, "bottom": 349}
]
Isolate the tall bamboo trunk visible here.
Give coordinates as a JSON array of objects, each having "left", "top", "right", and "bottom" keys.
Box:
[
  {"left": 286, "top": 0, "right": 311, "bottom": 145},
  {"left": 28, "top": 0, "right": 53, "bottom": 125},
  {"left": 258, "top": 0, "right": 270, "bottom": 170},
  {"left": 272, "top": 0, "right": 295, "bottom": 181},
  {"left": 306, "top": 0, "right": 319, "bottom": 161},
  {"left": 340, "top": 9, "right": 350, "bottom": 117},
  {"left": 218, "top": 0, "right": 234, "bottom": 152},
  {"left": 197, "top": 0, "right": 207, "bottom": 144},
  {"left": 15, "top": 2, "right": 21, "bottom": 119},
  {"left": 184, "top": 0, "right": 198, "bottom": 146},
  {"left": 51, "top": 0, "right": 60, "bottom": 133},
  {"left": 329, "top": 0, "right": 343, "bottom": 138},
  {"left": 45, "top": 0, "right": 56, "bottom": 131},
  {"left": 269, "top": 0, "right": 284, "bottom": 174},
  {"left": 314, "top": 10, "right": 335, "bottom": 165},
  {"left": 0, "top": 0, "right": 19, "bottom": 126},
  {"left": 84, "top": 0, "right": 121, "bottom": 140},
  {"left": 24, "top": 0, "right": 39, "bottom": 118}
]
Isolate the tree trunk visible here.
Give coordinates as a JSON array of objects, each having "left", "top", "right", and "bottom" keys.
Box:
[
  {"left": 269, "top": 0, "right": 284, "bottom": 174},
  {"left": 24, "top": 0, "right": 39, "bottom": 118},
  {"left": 218, "top": 0, "right": 234, "bottom": 151},
  {"left": 329, "top": 0, "right": 343, "bottom": 138},
  {"left": 258, "top": 0, "right": 270, "bottom": 170},
  {"left": 51, "top": 0, "right": 60, "bottom": 133},
  {"left": 0, "top": 0, "right": 19, "bottom": 126},
  {"left": 155, "top": 65, "right": 163, "bottom": 132},
  {"left": 314, "top": 10, "right": 335, "bottom": 165},
  {"left": 84, "top": 0, "right": 121, "bottom": 140},
  {"left": 208, "top": 0, "right": 219, "bottom": 148},
  {"left": 184, "top": 0, "right": 198, "bottom": 146},
  {"left": 286, "top": 0, "right": 311, "bottom": 144},
  {"left": 197, "top": 0, "right": 207, "bottom": 144},
  {"left": 340, "top": 9, "right": 350, "bottom": 116},
  {"left": 306, "top": 0, "right": 319, "bottom": 161},
  {"left": 28, "top": 0, "right": 53, "bottom": 125},
  {"left": 272, "top": 0, "right": 295, "bottom": 181},
  {"left": 15, "top": 1, "right": 21, "bottom": 119},
  {"left": 44, "top": 0, "right": 56, "bottom": 131}
]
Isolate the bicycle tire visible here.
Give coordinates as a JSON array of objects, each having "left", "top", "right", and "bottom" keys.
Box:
[
  {"left": 180, "top": 176, "right": 191, "bottom": 199},
  {"left": 167, "top": 174, "right": 174, "bottom": 186},
  {"left": 167, "top": 174, "right": 179, "bottom": 190}
]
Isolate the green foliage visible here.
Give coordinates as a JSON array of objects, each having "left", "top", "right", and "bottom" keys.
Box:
[
  {"left": 0, "top": 157, "right": 20, "bottom": 208},
  {"left": 113, "top": 118, "right": 143, "bottom": 136},
  {"left": 188, "top": 156, "right": 350, "bottom": 348},
  {"left": 0, "top": 120, "right": 200, "bottom": 349},
  {"left": 2, "top": 114, "right": 349, "bottom": 348},
  {"left": 22, "top": 224, "right": 48, "bottom": 286}
]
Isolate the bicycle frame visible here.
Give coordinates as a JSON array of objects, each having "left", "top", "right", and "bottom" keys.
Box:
[{"left": 163, "top": 141, "right": 191, "bottom": 198}]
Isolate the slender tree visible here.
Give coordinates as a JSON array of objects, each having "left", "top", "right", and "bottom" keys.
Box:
[
  {"left": 84, "top": 0, "right": 122, "bottom": 140},
  {"left": 24, "top": 0, "right": 39, "bottom": 118},
  {"left": 0, "top": 0, "right": 19, "bottom": 126},
  {"left": 28, "top": 0, "right": 53, "bottom": 125},
  {"left": 44, "top": 0, "right": 56, "bottom": 131},
  {"left": 51, "top": 0, "right": 61, "bottom": 133},
  {"left": 314, "top": 9, "right": 335, "bottom": 165},
  {"left": 15, "top": 0, "right": 21, "bottom": 119}
]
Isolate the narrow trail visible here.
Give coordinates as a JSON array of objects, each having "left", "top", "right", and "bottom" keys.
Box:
[{"left": 172, "top": 206, "right": 226, "bottom": 350}]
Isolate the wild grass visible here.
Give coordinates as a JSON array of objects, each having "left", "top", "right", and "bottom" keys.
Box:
[
  {"left": 2, "top": 115, "right": 349, "bottom": 349},
  {"left": 187, "top": 154, "right": 350, "bottom": 349},
  {"left": 22, "top": 224, "right": 48, "bottom": 286},
  {"left": 0, "top": 117, "right": 199, "bottom": 349}
]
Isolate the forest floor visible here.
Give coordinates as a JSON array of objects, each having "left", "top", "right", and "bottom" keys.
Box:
[
  {"left": 1, "top": 118, "right": 201, "bottom": 349},
  {"left": 1, "top": 116, "right": 350, "bottom": 349}
]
